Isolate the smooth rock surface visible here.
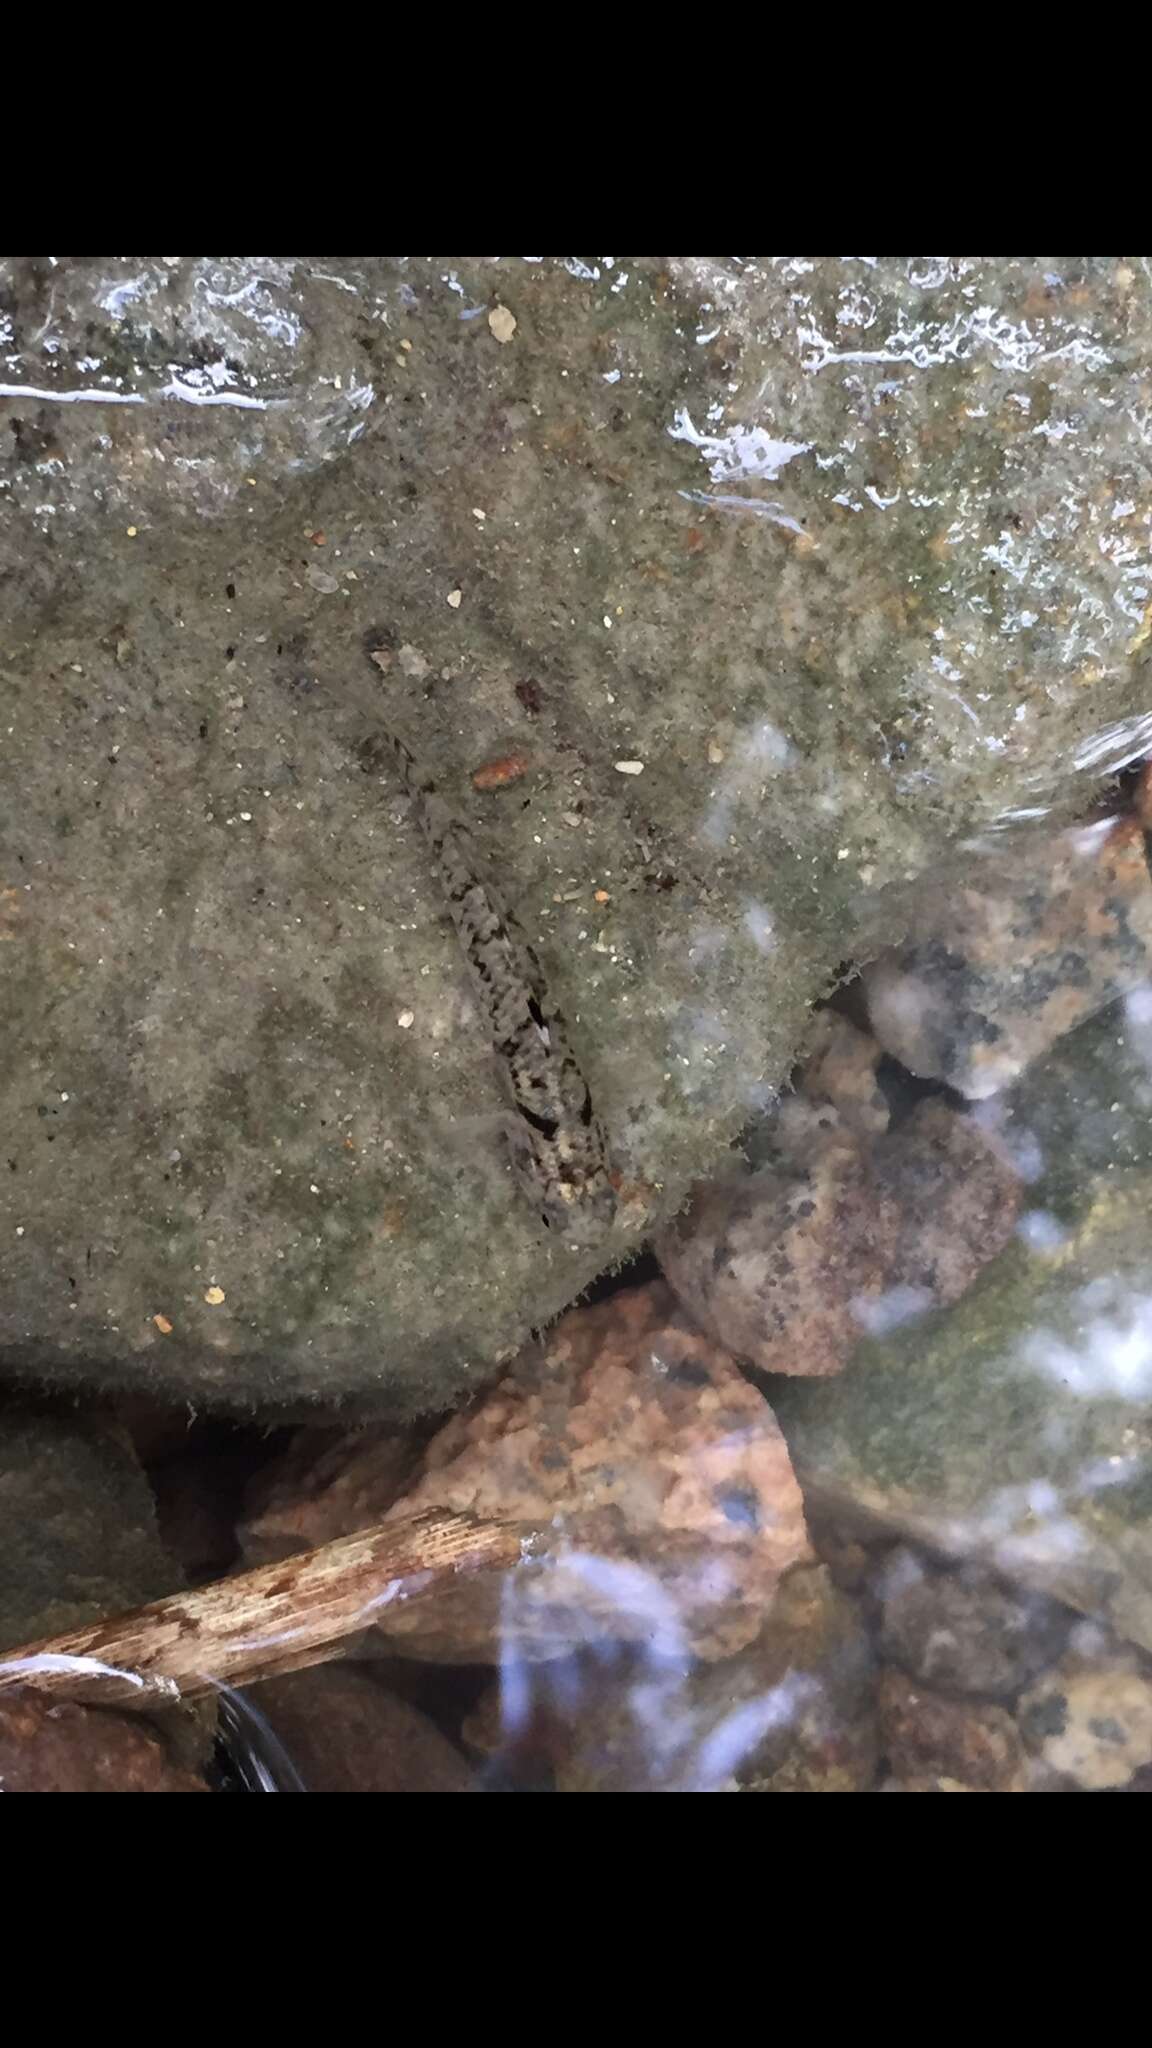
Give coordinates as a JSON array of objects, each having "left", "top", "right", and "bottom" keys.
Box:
[{"left": 248, "top": 1663, "right": 474, "bottom": 1793}]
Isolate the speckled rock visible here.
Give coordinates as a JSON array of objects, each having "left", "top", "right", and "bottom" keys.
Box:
[
  {"left": 659, "top": 1144, "right": 902, "bottom": 1377},
  {"left": 248, "top": 1664, "right": 474, "bottom": 1793},
  {"left": 877, "top": 1549, "right": 1071, "bottom": 1698},
  {"left": 769, "top": 973, "right": 1152, "bottom": 1658},
  {"left": 3, "top": 256, "right": 1152, "bottom": 1413},
  {"left": 877, "top": 1669, "right": 1027, "bottom": 1790},
  {"left": 661, "top": 1095, "right": 1019, "bottom": 1376},
  {"left": 734, "top": 1564, "right": 879, "bottom": 1794},
  {"left": 371, "top": 1282, "right": 810, "bottom": 1664},
  {"left": 0, "top": 1691, "right": 207, "bottom": 1792},
  {"left": 1018, "top": 1647, "right": 1152, "bottom": 1789},
  {"left": 864, "top": 816, "right": 1152, "bottom": 1099},
  {"left": 877, "top": 1100, "right": 1022, "bottom": 1311},
  {"left": 239, "top": 1424, "right": 428, "bottom": 1566}
]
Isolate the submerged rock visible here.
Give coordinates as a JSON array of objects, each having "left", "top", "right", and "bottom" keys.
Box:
[
  {"left": 659, "top": 1144, "right": 902, "bottom": 1377},
  {"left": 770, "top": 990, "right": 1152, "bottom": 1662},
  {"left": 864, "top": 815, "right": 1152, "bottom": 1098},
  {"left": 239, "top": 1424, "right": 429, "bottom": 1566},
  {"left": 2, "top": 256, "right": 1151, "bottom": 1411},
  {"left": 876, "top": 1670, "right": 1027, "bottom": 1791},
  {"left": 660, "top": 1095, "right": 1019, "bottom": 1377},
  {"left": 875, "top": 1100, "right": 1022, "bottom": 1311},
  {"left": 1018, "top": 1642, "right": 1152, "bottom": 1790},
  {"left": 0, "top": 1404, "right": 177, "bottom": 1648},
  {"left": 372, "top": 1282, "right": 811, "bottom": 1665},
  {"left": 470, "top": 1560, "right": 876, "bottom": 1793},
  {"left": 246, "top": 1664, "right": 474, "bottom": 1794},
  {"left": 876, "top": 1548, "right": 1070, "bottom": 1698},
  {"left": 0, "top": 1692, "right": 207, "bottom": 1792},
  {"left": 771, "top": 1175, "right": 1152, "bottom": 1656}
]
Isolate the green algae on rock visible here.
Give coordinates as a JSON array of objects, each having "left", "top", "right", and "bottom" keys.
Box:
[{"left": 771, "top": 1177, "right": 1152, "bottom": 1657}]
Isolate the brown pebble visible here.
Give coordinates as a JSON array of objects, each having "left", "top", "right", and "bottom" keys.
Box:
[
  {"left": 659, "top": 1146, "right": 902, "bottom": 1377},
  {"left": 877, "top": 1669, "right": 1027, "bottom": 1790},
  {"left": 252, "top": 1665, "right": 474, "bottom": 1793},
  {"left": 876, "top": 1100, "right": 1021, "bottom": 1310}
]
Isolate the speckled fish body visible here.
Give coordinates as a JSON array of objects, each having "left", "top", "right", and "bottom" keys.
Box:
[{"left": 361, "top": 730, "right": 616, "bottom": 1244}]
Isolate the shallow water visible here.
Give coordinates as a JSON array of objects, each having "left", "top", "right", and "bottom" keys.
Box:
[{"left": 1, "top": 255, "right": 1151, "bottom": 1790}]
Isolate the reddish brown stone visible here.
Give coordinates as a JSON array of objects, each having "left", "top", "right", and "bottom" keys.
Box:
[
  {"left": 659, "top": 1145, "right": 902, "bottom": 1376},
  {"left": 661, "top": 1092, "right": 1020, "bottom": 1381},
  {"left": 373, "top": 1281, "right": 810, "bottom": 1664},
  {"left": 877, "top": 1669, "right": 1026, "bottom": 1790},
  {"left": 249, "top": 1664, "right": 474, "bottom": 1793},
  {"left": 877, "top": 1100, "right": 1022, "bottom": 1310},
  {"left": 0, "top": 1691, "right": 208, "bottom": 1792}
]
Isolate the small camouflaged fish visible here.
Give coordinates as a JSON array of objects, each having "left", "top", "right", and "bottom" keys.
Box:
[{"left": 359, "top": 728, "right": 617, "bottom": 1245}]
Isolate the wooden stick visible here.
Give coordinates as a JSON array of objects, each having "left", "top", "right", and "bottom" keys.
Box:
[{"left": 0, "top": 1509, "right": 533, "bottom": 1710}]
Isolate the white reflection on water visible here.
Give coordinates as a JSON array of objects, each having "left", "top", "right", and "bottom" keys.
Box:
[
  {"left": 491, "top": 1550, "right": 829, "bottom": 1792},
  {"left": 1020, "top": 1291, "right": 1152, "bottom": 1400}
]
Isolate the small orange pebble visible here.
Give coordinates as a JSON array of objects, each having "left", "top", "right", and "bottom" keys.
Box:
[
  {"left": 152, "top": 1313, "right": 173, "bottom": 1334},
  {"left": 594, "top": 888, "right": 610, "bottom": 904},
  {"left": 471, "top": 752, "right": 529, "bottom": 791},
  {"left": 311, "top": 531, "right": 326, "bottom": 545},
  {"left": 204, "top": 1285, "right": 226, "bottom": 1306}
]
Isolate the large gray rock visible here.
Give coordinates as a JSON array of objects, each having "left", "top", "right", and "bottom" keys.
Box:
[{"left": 2, "top": 256, "right": 1151, "bottom": 1412}]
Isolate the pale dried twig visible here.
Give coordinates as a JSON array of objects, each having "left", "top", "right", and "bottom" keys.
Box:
[{"left": 0, "top": 1509, "right": 534, "bottom": 1710}]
